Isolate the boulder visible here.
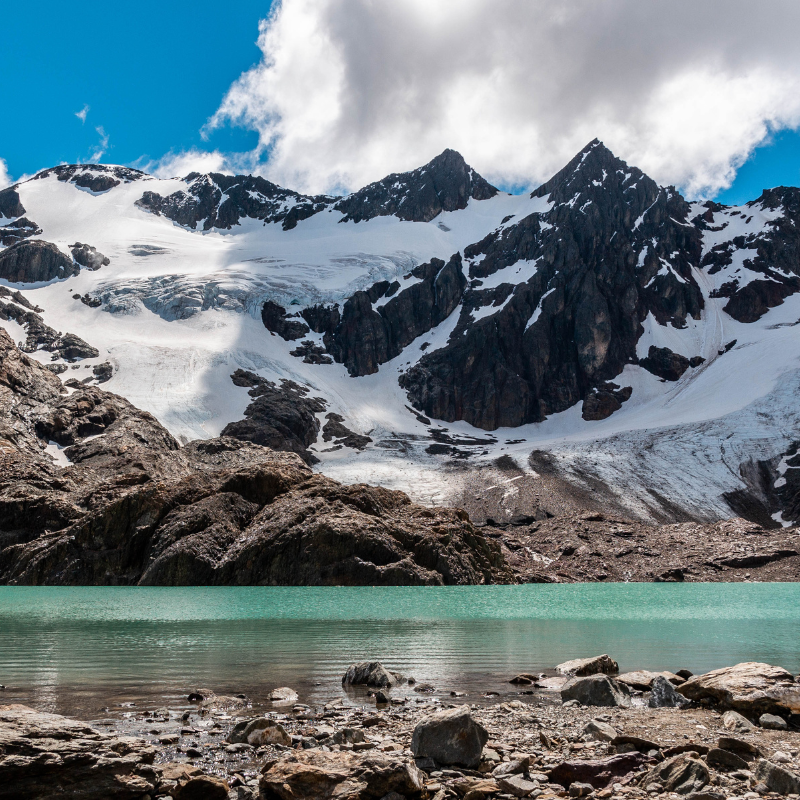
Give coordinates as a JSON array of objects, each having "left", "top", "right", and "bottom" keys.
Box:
[
  {"left": 498, "top": 774, "right": 540, "bottom": 796},
  {"left": 677, "top": 662, "right": 800, "bottom": 717},
  {"left": 717, "top": 736, "right": 760, "bottom": 760},
  {"left": 248, "top": 722, "right": 291, "bottom": 747},
  {"left": 644, "top": 754, "right": 710, "bottom": 795},
  {"left": 722, "top": 710, "right": 755, "bottom": 731},
  {"left": 561, "top": 675, "right": 631, "bottom": 707},
  {"left": 410, "top": 706, "right": 488, "bottom": 768},
  {"left": 492, "top": 757, "right": 530, "bottom": 777},
  {"left": 706, "top": 747, "right": 749, "bottom": 772},
  {"left": 583, "top": 719, "right": 618, "bottom": 742},
  {"left": 343, "top": 662, "right": 400, "bottom": 689},
  {"left": 753, "top": 759, "right": 800, "bottom": 796},
  {"left": 549, "top": 753, "right": 651, "bottom": 789},
  {"left": 617, "top": 670, "right": 683, "bottom": 690},
  {"left": 569, "top": 782, "right": 594, "bottom": 798},
  {"left": 649, "top": 675, "right": 691, "bottom": 708},
  {"left": 509, "top": 674, "right": 537, "bottom": 685},
  {"left": 172, "top": 774, "right": 230, "bottom": 799},
  {"left": 0, "top": 703, "right": 157, "bottom": 800},
  {"left": 556, "top": 655, "right": 619, "bottom": 677},
  {"left": 0, "top": 240, "right": 79, "bottom": 284},
  {"left": 760, "top": 712, "right": 788, "bottom": 730},
  {"left": 269, "top": 687, "right": 299, "bottom": 704},
  {"left": 611, "top": 735, "right": 661, "bottom": 754},
  {"left": 259, "top": 750, "right": 424, "bottom": 800}
]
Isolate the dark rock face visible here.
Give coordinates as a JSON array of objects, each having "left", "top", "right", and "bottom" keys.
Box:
[
  {"left": 221, "top": 370, "right": 325, "bottom": 464},
  {"left": 322, "top": 413, "right": 372, "bottom": 450},
  {"left": 0, "top": 240, "right": 78, "bottom": 283},
  {"left": 136, "top": 173, "right": 331, "bottom": 231},
  {"left": 334, "top": 148, "right": 498, "bottom": 224},
  {"left": 290, "top": 339, "right": 333, "bottom": 364},
  {"left": 0, "top": 217, "right": 42, "bottom": 247},
  {"left": 33, "top": 163, "right": 144, "bottom": 189},
  {"left": 70, "top": 242, "right": 110, "bottom": 270},
  {"left": 0, "top": 186, "right": 25, "bottom": 219},
  {"left": 639, "top": 346, "right": 701, "bottom": 382},
  {"left": 0, "top": 329, "right": 511, "bottom": 586},
  {"left": 261, "top": 300, "right": 310, "bottom": 340},
  {"left": 582, "top": 383, "right": 632, "bottom": 420},
  {"left": 698, "top": 187, "right": 800, "bottom": 322},
  {"left": 0, "top": 292, "right": 98, "bottom": 362},
  {"left": 401, "top": 140, "right": 704, "bottom": 430},
  {"left": 324, "top": 254, "right": 466, "bottom": 376}
]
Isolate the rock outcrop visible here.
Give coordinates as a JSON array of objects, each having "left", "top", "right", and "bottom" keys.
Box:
[
  {"left": 0, "top": 330, "right": 510, "bottom": 586},
  {"left": 0, "top": 240, "right": 79, "bottom": 283},
  {"left": 70, "top": 242, "right": 110, "bottom": 270},
  {"left": 334, "top": 148, "right": 498, "bottom": 223}
]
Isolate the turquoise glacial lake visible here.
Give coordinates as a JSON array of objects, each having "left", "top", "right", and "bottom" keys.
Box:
[{"left": 0, "top": 584, "right": 798, "bottom": 717}]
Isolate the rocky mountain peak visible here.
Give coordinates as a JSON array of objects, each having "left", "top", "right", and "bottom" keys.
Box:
[{"left": 334, "top": 148, "right": 498, "bottom": 224}]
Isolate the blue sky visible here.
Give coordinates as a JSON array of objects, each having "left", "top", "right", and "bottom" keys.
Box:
[
  {"left": 3, "top": 0, "right": 800, "bottom": 203},
  {"left": 2, "top": 0, "right": 269, "bottom": 179}
]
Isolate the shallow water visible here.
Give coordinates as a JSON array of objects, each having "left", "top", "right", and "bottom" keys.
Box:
[{"left": 1, "top": 584, "right": 798, "bottom": 717}]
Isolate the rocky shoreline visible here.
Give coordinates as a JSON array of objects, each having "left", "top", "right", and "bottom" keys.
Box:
[{"left": 2, "top": 657, "right": 799, "bottom": 800}]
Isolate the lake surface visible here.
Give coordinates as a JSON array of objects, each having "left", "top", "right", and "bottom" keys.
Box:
[{"left": 1, "top": 584, "right": 798, "bottom": 718}]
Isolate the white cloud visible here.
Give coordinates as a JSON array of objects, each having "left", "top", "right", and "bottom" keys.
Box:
[
  {"left": 75, "top": 104, "right": 89, "bottom": 124},
  {"left": 206, "top": 0, "right": 800, "bottom": 198},
  {"left": 143, "top": 148, "right": 235, "bottom": 179},
  {"left": 89, "top": 126, "right": 110, "bottom": 163},
  {"left": 0, "top": 158, "right": 12, "bottom": 190}
]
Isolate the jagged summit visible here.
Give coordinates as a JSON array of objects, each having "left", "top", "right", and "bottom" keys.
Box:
[{"left": 333, "top": 148, "right": 498, "bottom": 223}]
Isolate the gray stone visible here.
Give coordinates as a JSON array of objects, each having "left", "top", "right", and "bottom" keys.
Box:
[
  {"left": 707, "top": 747, "right": 749, "bottom": 771},
  {"left": 556, "top": 655, "right": 619, "bottom": 677},
  {"left": 248, "top": 722, "right": 291, "bottom": 746},
  {"left": 561, "top": 675, "right": 631, "bottom": 708},
  {"left": 644, "top": 754, "right": 710, "bottom": 795},
  {"left": 753, "top": 759, "right": 800, "bottom": 795},
  {"left": 759, "top": 713, "right": 788, "bottom": 730},
  {"left": 583, "top": 719, "right": 618, "bottom": 742},
  {"left": 722, "top": 710, "right": 755, "bottom": 731},
  {"left": 492, "top": 757, "right": 530, "bottom": 777},
  {"left": 569, "top": 782, "right": 594, "bottom": 797},
  {"left": 649, "top": 675, "right": 691, "bottom": 708},
  {"left": 411, "top": 706, "right": 488, "bottom": 768},
  {"left": 499, "top": 774, "right": 540, "bottom": 797}
]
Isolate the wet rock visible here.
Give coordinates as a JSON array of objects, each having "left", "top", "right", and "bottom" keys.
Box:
[
  {"left": 259, "top": 750, "right": 424, "bottom": 800},
  {"left": 269, "top": 687, "right": 299, "bottom": 705},
  {"left": 722, "top": 710, "right": 755, "bottom": 731},
  {"left": 410, "top": 706, "right": 489, "bottom": 768},
  {"left": 249, "top": 723, "right": 291, "bottom": 747},
  {"left": 549, "top": 753, "right": 650, "bottom": 789},
  {"left": 509, "top": 674, "right": 538, "bottom": 685},
  {"left": 343, "top": 662, "right": 401, "bottom": 689},
  {"left": 0, "top": 240, "right": 79, "bottom": 283},
  {"left": 561, "top": 675, "right": 631, "bottom": 708},
  {"left": 649, "top": 675, "right": 691, "bottom": 708},
  {"left": 677, "top": 662, "right": 800, "bottom": 717},
  {"left": 556, "top": 655, "right": 619, "bottom": 677},
  {"left": 644, "top": 753, "right": 709, "bottom": 795},
  {"left": 759, "top": 712, "right": 788, "bottom": 730},
  {"left": 753, "top": 759, "right": 800, "bottom": 796},
  {"left": 0, "top": 703, "right": 157, "bottom": 800},
  {"left": 375, "top": 690, "right": 390, "bottom": 704}
]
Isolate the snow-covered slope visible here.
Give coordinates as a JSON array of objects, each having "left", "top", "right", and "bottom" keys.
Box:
[{"left": 2, "top": 147, "right": 800, "bottom": 528}]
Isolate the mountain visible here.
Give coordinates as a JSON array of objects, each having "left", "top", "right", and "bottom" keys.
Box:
[{"left": 2, "top": 144, "right": 800, "bottom": 539}]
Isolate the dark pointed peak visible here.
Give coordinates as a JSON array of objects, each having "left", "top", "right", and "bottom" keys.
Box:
[{"left": 335, "top": 149, "right": 497, "bottom": 224}]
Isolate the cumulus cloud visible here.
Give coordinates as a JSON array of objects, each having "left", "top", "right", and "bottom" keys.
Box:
[
  {"left": 75, "top": 104, "right": 89, "bottom": 123},
  {"left": 143, "top": 148, "right": 235, "bottom": 179},
  {"left": 0, "top": 158, "right": 12, "bottom": 190},
  {"left": 206, "top": 0, "right": 800, "bottom": 198}
]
